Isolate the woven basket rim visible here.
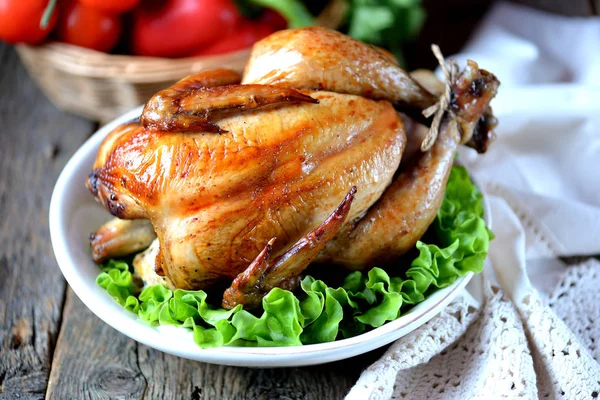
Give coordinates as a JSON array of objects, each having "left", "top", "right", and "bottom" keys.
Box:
[{"left": 16, "top": 42, "right": 253, "bottom": 81}]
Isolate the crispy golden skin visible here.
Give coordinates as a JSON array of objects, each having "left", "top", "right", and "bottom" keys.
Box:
[
  {"left": 88, "top": 91, "right": 406, "bottom": 290},
  {"left": 90, "top": 219, "right": 155, "bottom": 264},
  {"left": 141, "top": 69, "right": 319, "bottom": 133},
  {"left": 243, "top": 26, "right": 436, "bottom": 110}
]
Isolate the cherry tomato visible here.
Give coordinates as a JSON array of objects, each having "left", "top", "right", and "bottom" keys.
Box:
[
  {"left": 132, "top": 0, "right": 242, "bottom": 58},
  {"left": 78, "top": 0, "right": 141, "bottom": 13},
  {"left": 258, "top": 9, "right": 287, "bottom": 31},
  {"left": 56, "top": 1, "right": 122, "bottom": 52},
  {"left": 194, "top": 22, "right": 274, "bottom": 56},
  {"left": 0, "top": 0, "right": 58, "bottom": 44}
]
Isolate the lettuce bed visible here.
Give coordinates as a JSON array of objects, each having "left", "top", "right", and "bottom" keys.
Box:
[{"left": 97, "top": 165, "right": 492, "bottom": 348}]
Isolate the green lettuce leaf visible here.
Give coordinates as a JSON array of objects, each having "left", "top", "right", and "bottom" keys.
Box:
[
  {"left": 96, "top": 260, "right": 137, "bottom": 308},
  {"left": 96, "top": 165, "right": 492, "bottom": 347}
]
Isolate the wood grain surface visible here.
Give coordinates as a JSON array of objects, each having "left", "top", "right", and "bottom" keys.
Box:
[{"left": 0, "top": 45, "right": 94, "bottom": 400}]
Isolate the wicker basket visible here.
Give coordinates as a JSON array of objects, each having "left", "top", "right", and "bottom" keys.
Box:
[{"left": 15, "top": 1, "right": 346, "bottom": 123}]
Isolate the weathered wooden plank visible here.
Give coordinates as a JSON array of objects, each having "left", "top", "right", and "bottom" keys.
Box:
[
  {"left": 138, "top": 342, "right": 377, "bottom": 400},
  {"left": 46, "top": 290, "right": 147, "bottom": 400},
  {"left": 47, "top": 289, "right": 383, "bottom": 399},
  {"left": 0, "top": 45, "right": 95, "bottom": 399}
]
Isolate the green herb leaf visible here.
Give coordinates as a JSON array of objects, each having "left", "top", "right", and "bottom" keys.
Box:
[{"left": 96, "top": 260, "right": 136, "bottom": 306}]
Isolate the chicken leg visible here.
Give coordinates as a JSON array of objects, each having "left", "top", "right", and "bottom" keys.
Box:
[{"left": 318, "top": 60, "right": 499, "bottom": 268}]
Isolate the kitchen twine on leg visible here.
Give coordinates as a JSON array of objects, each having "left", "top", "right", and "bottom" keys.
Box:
[{"left": 420, "top": 45, "right": 458, "bottom": 152}]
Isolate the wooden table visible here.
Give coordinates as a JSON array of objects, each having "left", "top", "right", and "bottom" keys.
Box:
[{"left": 2, "top": 1, "right": 597, "bottom": 397}]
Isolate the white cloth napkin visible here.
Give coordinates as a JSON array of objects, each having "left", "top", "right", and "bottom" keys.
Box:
[
  {"left": 455, "top": 1, "right": 600, "bottom": 259},
  {"left": 347, "top": 3, "right": 600, "bottom": 398}
]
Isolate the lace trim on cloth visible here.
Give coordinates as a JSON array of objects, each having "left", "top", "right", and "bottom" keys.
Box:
[
  {"left": 347, "top": 177, "right": 600, "bottom": 399},
  {"left": 347, "top": 284, "right": 538, "bottom": 400},
  {"left": 347, "top": 263, "right": 600, "bottom": 400},
  {"left": 346, "top": 296, "right": 479, "bottom": 400},
  {"left": 548, "top": 259, "right": 600, "bottom": 363},
  {"left": 517, "top": 276, "right": 600, "bottom": 399}
]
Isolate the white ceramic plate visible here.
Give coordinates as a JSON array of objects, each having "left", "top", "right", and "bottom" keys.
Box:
[{"left": 49, "top": 106, "right": 490, "bottom": 367}]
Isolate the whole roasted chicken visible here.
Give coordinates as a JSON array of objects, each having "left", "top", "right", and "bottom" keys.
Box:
[{"left": 88, "top": 27, "right": 499, "bottom": 309}]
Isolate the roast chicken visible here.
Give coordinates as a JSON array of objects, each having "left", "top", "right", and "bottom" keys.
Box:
[{"left": 87, "top": 27, "right": 499, "bottom": 309}]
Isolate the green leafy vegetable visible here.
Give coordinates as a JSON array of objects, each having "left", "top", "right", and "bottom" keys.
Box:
[
  {"left": 346, "top": 0, "right": 426, "bottom": 66},
  {"left": 96, "top": 165, "right": 491, "bottom": 348},
  {"left": 235, "top": 0, "right": 424, "bottom": 67},
  {"left": 96, "top": 260, "right": 137, "bottom": 307},
  {"left": 235, "top": 0, "right": 315, "bottom": 28}
]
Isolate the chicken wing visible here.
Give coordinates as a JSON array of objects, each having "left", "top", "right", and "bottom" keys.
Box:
[
  {"left": 141, "top": 69, "right": 318, "bottom": 133},
  {"left": 90, "top": 218, "right": 156, "bottom": 263},
  {"left": 222, "top": 187, "right": 356, "bottom": 309}
]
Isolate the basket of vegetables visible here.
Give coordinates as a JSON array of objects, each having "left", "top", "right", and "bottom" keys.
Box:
[{"left": 1, "top": 0, "right": 424, "bottom": 122}]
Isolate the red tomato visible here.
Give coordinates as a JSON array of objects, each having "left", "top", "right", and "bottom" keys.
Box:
[
  {"left": 56, "top": 1, "right": 122, "bottom": 52},
  {"left": 79, "top": 0, "right": 141, "bottom": 13},
  {"left": 258, "top": 9, "right": 287, "bottom": 31},
  {"left": 194, "top": 22, "right": 274, "bottom": 56},
  {"left": 132, "top": 0, "right": 242, "bottom": 58},
  {"left": 0, "top": 0, "right": 58, "bottom": 44}
]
